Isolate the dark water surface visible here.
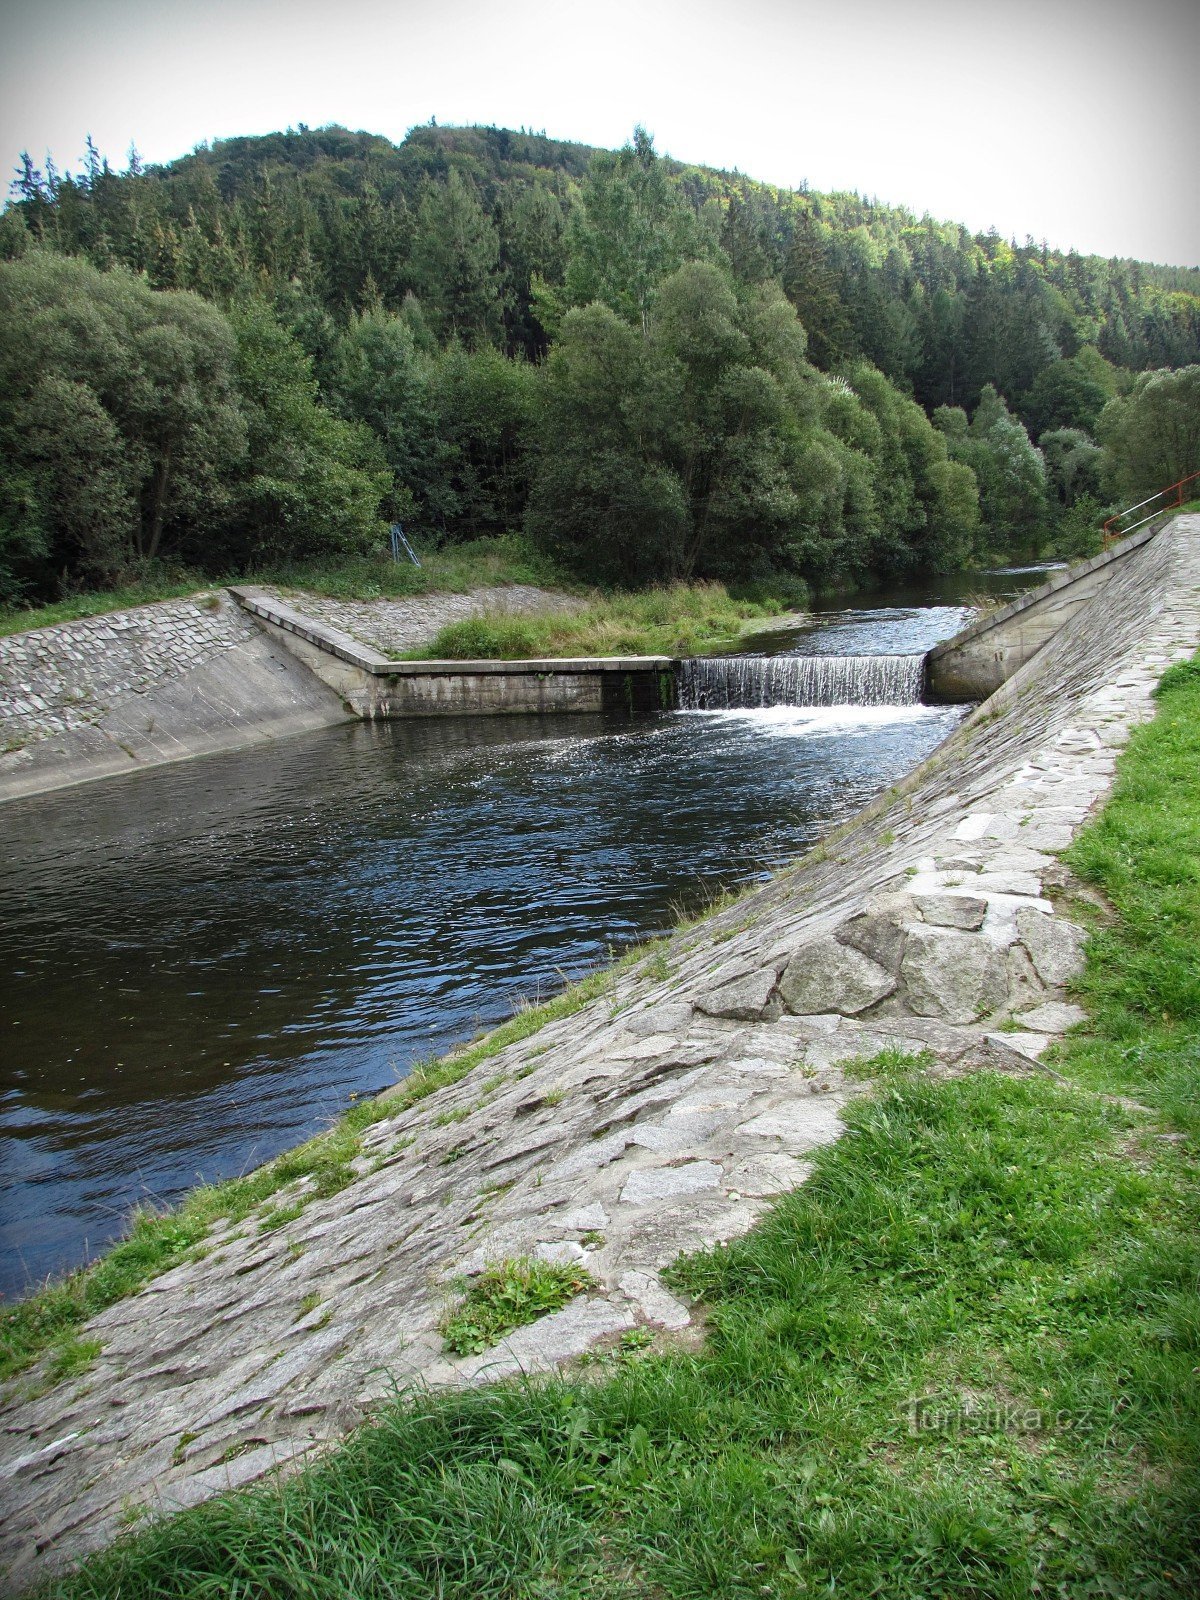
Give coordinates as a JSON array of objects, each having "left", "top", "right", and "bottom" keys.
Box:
[{"left": 0, "top": 573, "right": 1049, "bottom": 1297}]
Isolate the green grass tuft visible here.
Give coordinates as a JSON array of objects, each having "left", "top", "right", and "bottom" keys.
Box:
[
  {"left": 412, "top": 580, "right": 791, "bottom": 661},
  {"left": 441, "top": 1259, "right": 595, "bottom": 1357}
]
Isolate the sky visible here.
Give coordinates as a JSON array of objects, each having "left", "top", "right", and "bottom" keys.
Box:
[{"left": 1, "top": 0, "right": 1197, "bottom": 268}]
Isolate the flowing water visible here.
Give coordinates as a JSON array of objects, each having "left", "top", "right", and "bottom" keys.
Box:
[
  {"left": 0, "top": 570, "right": 1053, "bottom": 1297},
  {"left": 678, "top": 653, "right": 925, "bottom": 710}
]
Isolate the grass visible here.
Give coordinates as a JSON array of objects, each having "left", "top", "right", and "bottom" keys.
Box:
[
  {"left": 0, "top": 537, "right": 803, "bottom": 662},
  {"left": 0, "top": 576, "right": 213, "bottom": 638},
  {"left": 267, "top": 533, "right": 571, "bottom": 603},
  {"left": 39, "top": 651, "right": 1200, "bottom": 1598},
  {"left": 0, "top": 536, "right": 571, "bottom": 639},
  {"left": 441, "top": 1259, "right": 595, "bottom": 1357},
  {"left": 407, "top": 581, "right": 794, "bottom": 661}
]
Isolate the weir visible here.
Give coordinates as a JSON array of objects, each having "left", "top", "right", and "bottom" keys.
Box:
[{"left": 678, "top": 652, "right": 925, "bottom": 710}]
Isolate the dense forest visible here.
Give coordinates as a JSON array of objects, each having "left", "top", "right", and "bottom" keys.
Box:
[{"left": 2, "top": 121, "right": 1198, "bottom": 605}]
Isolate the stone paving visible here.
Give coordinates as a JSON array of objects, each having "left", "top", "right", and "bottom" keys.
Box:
[
  {"left": 1, "top": 517, "right": 1197, "bottom": 1591},
  {"left": 261, "top": 583, "right": 586, "bottom": 658},
  {"left": 0, "top": 595, "right": 258, "bottom": 750}
]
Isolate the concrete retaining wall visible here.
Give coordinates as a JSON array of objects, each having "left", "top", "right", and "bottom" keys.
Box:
[
  {"left": 926, "top": 520, "right": 1166, "bottom": 701},
  {"left": 0, "top": 594, "right": 350, "bottom": 804},
  {"left": 233, "top": 586, "right": 676, "bottom": 719}
]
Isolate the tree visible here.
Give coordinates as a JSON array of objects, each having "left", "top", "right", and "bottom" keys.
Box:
[
  {"left": 326, "top": 306, "right": 442, "bottom": 521},
  {"left": 499, "top": 181, "right": 566, "bottom": 358},
  {"left": 0, "top": 251, "right": 245, "bottom": 583},
  {"left": 1040, "top": 427, "right": 1103, "bottom": 507},
  {"left": 782, "top": 214, "right": 853, "bottom": 369},
  {"left": 1097, "top": 365, "right": 1200, "bottom": 501},
  {"left": 525, "top": 303, "right": 688, "bottom": 584},
  {"left": 559, "top": 127, "right": 713, "bottom": 334},
  {"left": 426, "top": 345, "right": 538, "bottom": 536},
  {"left": 841, "top": 360, "right": 979, "bottom": 573},
  {"left": 1022, "top": 347, "right": 1118, "bottom": 438},
  {"left": 527, "top": 262, "right": 895, "bottom": 588},
  {"left": 407, "top": 170, "right": 503, "bottom": 347},
  {"left": 935, "top": 385, "right": 1047, "bottom": 557},
  {"left": 225, "top": 301, "right": 390, "bottom": 565}
]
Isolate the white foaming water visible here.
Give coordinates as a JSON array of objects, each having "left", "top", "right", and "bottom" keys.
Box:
[{"left": 683, "top": 703, "right": 945, "bottom": 738}]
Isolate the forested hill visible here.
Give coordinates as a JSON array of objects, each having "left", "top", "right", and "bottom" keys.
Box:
[
  {"left": 3, "top": 122, "right": 1198, "bottom": 606},
  {"left": 11, "top": 121, "right": 1198, "bottom": 392}
]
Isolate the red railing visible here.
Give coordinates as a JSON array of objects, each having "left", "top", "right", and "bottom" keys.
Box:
[{"left": 1103, "top": 470, "right": 1199, "bottom": 546}]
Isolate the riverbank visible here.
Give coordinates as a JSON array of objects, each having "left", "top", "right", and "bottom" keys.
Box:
[
  {"left": 1, "top": 516, "right": 1196, "bottom": 1592},
  {"left": 0, "top": 538, "right": 565, "bottom": 640},
  {"left": 48, "top": 670, "right": 1200, "bottom": 1595}
]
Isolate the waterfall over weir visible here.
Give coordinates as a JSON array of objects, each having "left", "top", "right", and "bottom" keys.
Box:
[{"left": 678, "top": 653, "right": 926, "bottom": 710}]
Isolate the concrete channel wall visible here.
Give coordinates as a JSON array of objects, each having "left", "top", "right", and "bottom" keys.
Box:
[
  {"left": 232, "top": 586, "right": 676, "bottom": 719},
  {"left": 0, "top": 593, "right": 349, "bottom": 804},
  {"left": 926, "top": 521, "right": 1163, "bottom": 701},
  {"left": 2, "top": 513, "right": 1197, "bottom": 1594}
]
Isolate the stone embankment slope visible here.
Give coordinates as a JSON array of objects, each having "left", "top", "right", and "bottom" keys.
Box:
[
  {"left": 0, "top": 584, "right": 581, "bottom": 802},
  {"left": 0, "top": 593, "right": 347, "bottom": 802},
  {"left": 252, "top": 581, "right": 585, "bottom": 657},
  {"left": 2, "top": 515, "right": 1198, "bottom": 1592}
]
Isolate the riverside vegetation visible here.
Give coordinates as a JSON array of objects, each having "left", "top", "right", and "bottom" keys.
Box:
[
  {"left": 23, "top": 655, "right": 1200, "bottom": 1597},
  {"left": 2, "top": 124, "right": 1199, "bottom": 615},
  {"left": 0, "top": 539, "right": 796, "bottom": 661}
]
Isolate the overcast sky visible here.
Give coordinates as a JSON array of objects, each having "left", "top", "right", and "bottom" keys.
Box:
[{"left": 2, "top": 0, "right": 1197, "bottom": 267}]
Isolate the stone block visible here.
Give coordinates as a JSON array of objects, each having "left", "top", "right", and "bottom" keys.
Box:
[
  {"left": 1014, "top": 1001, "right": 1088, "bottom": 1033},
  {"left": 617, "top": 1270, "right": 691, "bottom": 1330},
  {"left": 837, "top": 910, "right": 908, "bottom": 972},
  {"left": 900, "top": 925, "right": 1010, "bottom": 1024},
  {"left": 779, "top": 935, "right": 895, "bottom": 1016},
  {"left": 723, "top": 1153, "right": 812, "bottom": 1196},
  {"left": 735, "top": 1100, "right": 842, "bottom": 1149},
  {"left": 1015, "top": 908, "right": 1088, "bottom": 988},
  {"left": 694, "top": 967, "right": 780, "bottom": 1021},
  {"left": 913, "top": 894, "right": 987, "bottom": 930},
  {"left": 619, "top": 1161, "right": 723, "bottom": 1206}
]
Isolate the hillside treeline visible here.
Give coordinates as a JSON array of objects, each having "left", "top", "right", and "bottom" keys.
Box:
[{"left": 2, "top": 123, "right": 1197, "bottom": 604}]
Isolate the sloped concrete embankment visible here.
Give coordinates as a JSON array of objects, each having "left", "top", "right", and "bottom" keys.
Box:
[
  {"left": 926, "top": 520, "right": 1161, "bottom": 700},
  {"left": 0, "top": 594, "right": 349, "bottom": 803},
  {"left": 2, "top": 515, "right": 1198, "bottom": 1591},
  {"left": 0, "top": 583, "right": 591, "bottom": 802}
]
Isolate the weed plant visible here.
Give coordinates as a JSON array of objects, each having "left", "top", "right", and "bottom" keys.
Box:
[{"left": 441, "top": 1260, "right": 594, "bottom": 1357}]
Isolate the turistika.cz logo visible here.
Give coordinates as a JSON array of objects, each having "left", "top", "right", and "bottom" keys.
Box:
[{"left": 905, "top": 1396, "right": 1091, "bottom": 1438}]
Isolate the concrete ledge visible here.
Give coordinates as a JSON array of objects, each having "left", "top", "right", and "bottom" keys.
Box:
[
  {"left": 229, "top": 587, "right": 395, "bottom": 672},
  {"left": 371, "top": 656, "right": 675, "bottom": 675},
  {"left": 231, "top": 586, "right": 677, "bottom": 717}
]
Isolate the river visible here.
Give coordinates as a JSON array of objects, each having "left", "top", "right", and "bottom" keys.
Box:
[{"left": 0, "top": 570, "right": 1050, "bottom": 1297}]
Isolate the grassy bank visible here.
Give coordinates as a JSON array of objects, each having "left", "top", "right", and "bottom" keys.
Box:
[
  {"left": 0, "top": 577, "right": 211, "bottom": 639},
  {"left": 408, "top": 582, "right": 792, "bottom": 661},
  {"left": 37, "top": 656, "right": 1200, "bottom": 1596},
  {"left": 0, "top": 537, "right": 565, "bottom": 639},
  {"left": 0, "top": 537, "right": 800, "bottom": 655}
]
